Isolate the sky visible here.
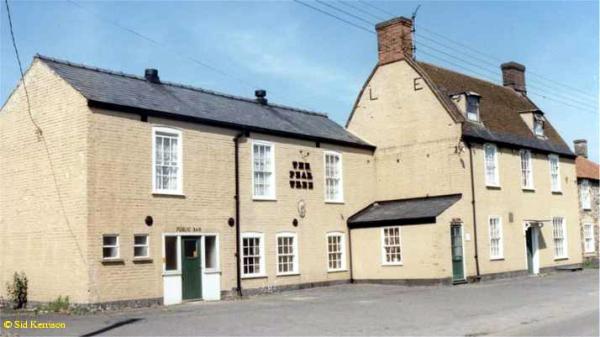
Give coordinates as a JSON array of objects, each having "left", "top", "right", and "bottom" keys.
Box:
[{"left": 1, "top": 1, "right": 598, "bottom": 161}]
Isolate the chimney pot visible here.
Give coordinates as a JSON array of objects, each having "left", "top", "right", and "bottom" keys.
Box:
[
  {"left": 255, "top": 89, "right": 268, "bottom": 105},
  {"left": 375, "top": 16, "right": 413, "bottom": 65},
  {"left": 501, "top": 62, "right": 526, "bottom": 95},
  {"left": 144, "top": 68, "right": 160, "bottom": 83},
  {"left": 574, "top": 139, "right": 588, "bottom": 158}
]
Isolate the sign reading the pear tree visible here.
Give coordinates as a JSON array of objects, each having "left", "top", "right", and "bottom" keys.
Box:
[{"left": 289, "top": 161, "right": 313, "bottom": 190}]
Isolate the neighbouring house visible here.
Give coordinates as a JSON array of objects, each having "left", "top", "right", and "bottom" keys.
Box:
[
  {"left": 346, "top": 16, "right": 582, "bottom": 283},
  {"left": 573, "top": 139, "right": 599, "bottom": 264},
  {"left": 0, "top": 16, "right": 584, "bottom": 307}
]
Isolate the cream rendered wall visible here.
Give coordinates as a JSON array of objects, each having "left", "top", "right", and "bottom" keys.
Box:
[
  {"left": 470, "top": 143, "right": 582, "bottom": 275},
  {"left": 0, "top": 60, "right": 90, "bottom": 303}
]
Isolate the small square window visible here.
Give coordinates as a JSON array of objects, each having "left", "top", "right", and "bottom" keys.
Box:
[
  {"left": 102, "top": 235, "right": 119, "bottom": 259},
  {"left": 134, "top": 234, "right": 149, "bottom": 258}
]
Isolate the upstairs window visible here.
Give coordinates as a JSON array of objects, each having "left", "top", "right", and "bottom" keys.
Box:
[
  {"left": 466, "top": 95, "right": 480, "bottom": 122},
  {"left": 252, "top": 141, "right": 275, "bottom": 199},
  {"left": 549, "top": 154, "right": 561, "bottom": 192},
  {"left": 484, "top": 144, "right": 499, "bottom": 187},
  {"left": 533, "top": 114, "right": 544, "bottom": 137},
  {"left": 324, "top": 152, "right": 343, "bottom": 202},
  {"left": 153, "top": 127, "right": 182, "bottom": 194},
  {"left": 520, "top": 150, "right": 534, "bottom": 189},
  {"left": 581, "top": 179, "right": 591, "bottom": 210},
  {"left": 552, "top": 217, "right": 567, "bottom": 259}
]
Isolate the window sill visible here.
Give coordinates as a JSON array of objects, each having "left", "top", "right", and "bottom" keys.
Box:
[
  {"left": 554, "top": 257, "right": 569, "bottom": 261},
  {"left": 252, "top": 196, "right": 277, "bottom": 202},
  {"left": 101, "top": 258, "right": 124, "bottom": 265},
  {"left": 551, "top": 191, "right": 563, "bottom": 195},
  {"left": 204, "top": 269, "right": 221, "bottom": 275},
  {"left": 327, "top": 269, "right": 348, "bottom": 273},
  {"left": 490, "top": 257, "right": 504, "bottom": 261},
  {"left": 382, "top": 262, "right": 403, "bottom": 266},
  {"left": 486, "top": 185, "right": 501, "bottom": 190},
  {"left": 241, "top": 274, "right": 268, "bottom": 280},
  {"left": 582, "top": 208, "right": 592, "bottom": 211},
  {"left": 152, "top": 191, "right": 185, "bottom": 198},
  {"left": 583, "top": 251, "right": 596, "bottom": 256},
  {"left": 276, "top": 272, "right": 300, "bottom": 277},
  {"left": 325, "top": 200, "right": 345, "bottom": 205},
  {"left": 162, "top": 271, "right": 182, "bottom": 277},
  {"left": 522, "top": 187, "right": 535, "bottom": 192},
  {"left": 133, "top": 257, "right": 153, "bottom": 263}
]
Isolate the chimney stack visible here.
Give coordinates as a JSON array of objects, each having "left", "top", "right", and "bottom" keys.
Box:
[
  {"left": 574, "top": 139, "right": 588, "bottom": 158},
  {"left": 255, "top": 89, "right": 268, "bottom": 105},
  {"left": 501, "top": 62, "right": 526, "bottom": 95},
  {"left": 144, "top": 68, "right": 160, "bottom": 83},
  {"left": 375, "top": 17, "right": 413, "bottom": 65}
]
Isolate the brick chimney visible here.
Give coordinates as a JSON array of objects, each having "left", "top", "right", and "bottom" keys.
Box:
[
  {"left": 375, "top": 17, "right": 413, "bottom": 65},
  {"left": 574, "top": 139, "right": 588, "bottom": 158},
  {"left": 501, "top": 62, "right": 526, "bottom": 95}
]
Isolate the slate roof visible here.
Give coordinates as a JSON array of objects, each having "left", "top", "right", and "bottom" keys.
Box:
[
  {"left": 415, "top": 61, "right": 574, "bottom": 157},
  {"left": 347, "top": 194, "right": 462, "bottom": 228},
  {"left": 35, "top": 55, "right": 373, "bottom": 150},
  {"left": 576, "top": 156, "right": 600, "bottom": 181}
]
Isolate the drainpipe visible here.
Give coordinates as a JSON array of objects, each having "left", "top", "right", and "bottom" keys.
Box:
[
  {"left": 467, "top": 142, "right": 481, "bottom": 280},
  {"left": 233, "top": 131, "right": 246, "bottom": 297},
  {"left": 348, "top": 227, "right": 354, "bottom": 283}
]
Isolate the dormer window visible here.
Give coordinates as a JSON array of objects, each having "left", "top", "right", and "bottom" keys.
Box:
[
  {"left": 466, "top": 94, "right": 480, "bottom": 122},
  {"left": 533, "top": 114, "right": 544, "bottom": 136}
]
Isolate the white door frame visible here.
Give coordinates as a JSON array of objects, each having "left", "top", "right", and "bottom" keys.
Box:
[{"left": 523, "top": 223, "right": 540, "bottom": 275}]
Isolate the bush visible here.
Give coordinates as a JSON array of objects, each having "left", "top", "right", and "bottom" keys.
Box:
[
  {"left": 6, "top": 272, "right": 28, "bottom": 309},
  {"left": 46, "top": 295, "right": 70, "bottom": 313}
]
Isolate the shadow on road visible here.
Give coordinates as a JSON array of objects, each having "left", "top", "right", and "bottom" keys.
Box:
[{"left": 80, "top": 318, "right": 143, "bottom": 337}]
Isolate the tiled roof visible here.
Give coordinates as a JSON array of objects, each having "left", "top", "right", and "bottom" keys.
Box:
[
  {"left": 415, "top": 61, "right": 574, "bottom": 157},
  {"left": 576, "top": 156, "right": 600, "bottom": 181},
  {"left": 347, "top": 194, "right": 462, "bottom": 228},
  {"left": 36, "top": 55, "right": 373, "bottom": 150}
]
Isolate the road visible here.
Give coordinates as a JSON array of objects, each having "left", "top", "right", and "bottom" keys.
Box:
[{"left": 2, "top": 270, "right": 598, "bottom": 336}]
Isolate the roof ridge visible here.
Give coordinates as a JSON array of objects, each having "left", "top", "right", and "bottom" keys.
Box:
[
  {"left": 416, "top": 60, "right": 533, "bottom": 103},
  {"left": 34, "top": 54, "right": 329, "bottom": 118}
]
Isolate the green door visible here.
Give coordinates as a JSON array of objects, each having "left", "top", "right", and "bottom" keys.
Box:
[
  {"left": 181, "top": 237, "right": 202, "bottom": 300},
  {"left": 451, "top": 225, "right": 465, "bottom": 283}
]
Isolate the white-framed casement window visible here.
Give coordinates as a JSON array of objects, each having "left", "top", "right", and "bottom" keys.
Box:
[
  {"left": 488, "top": 217, "right": 503, "bottom": 260},
  {"left": 548, "top": 154, "right": 561, "bottom": 192},
  {"left": 466, "top": 95, "right": 480, "bottom": 122},
  {"left": 583, "top": 223, "right": 595, "bottom": 253},
  {"left": 152, "top": 127, "right": 183, "bottom": 194},
  {"left": 484, "top": 143, "right": 499, "bottom": 187},
  {"left": 252, "top": 140, "right": 276, "bottom": 200},
  {"left": 324, "top": 151, "right": 343, "bottom": 202},
  {"left": 133, "top": 234, "right": 150, "bottom": 258},
  {"left": 533, "top": 114, "right": 544, "bottom": 137},
  {"left": 552, "top": 217, "right": 568, "bottom": 259},
  {"left": 520, "top": 149, "right": 534, "bottom": 190},
  {"left": 327, "top": 232, "right": 346, "bottom": 271},
  {"left": 241, "top": 232, "right": 265, "bottom": 277},
  {"left": 276, "top": 233, "right": 299, "bottom": 275},
  {"left": 102, "top": 234, "right": 120, "bottom": 260},
  {"left": 381, "top": 226, "right": 402, "bottom": 265},
  {"left": 581, "top": 179, "right": 592, "bottom": 210}
]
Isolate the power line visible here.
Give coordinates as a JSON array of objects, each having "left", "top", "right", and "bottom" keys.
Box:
[
  {"left": 357, "top": 0, "right": 395, "bottom": 17},
  {"left": 315, "top": 0, "right": 375, "bottom": 27},
  {"left": 294, "top": 0, "right": 373, "bottom": 34},
  {"left": 336, "top": 0, "right": 385, "bottom": 21}
]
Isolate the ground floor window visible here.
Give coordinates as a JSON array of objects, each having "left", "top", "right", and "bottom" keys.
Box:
[
  {"left": 134, "top": 234, "right": 150, "bottom": 258},
  {"left": 241, "top": 233, "right": 264, "bottom": 277},
  {"left": 553, "top": 217, "right": 568, "bottom": 259},
  {"left": 381, "top": 227, "right": 402, "bottom": 265},
  {"left": 489, "top": 217, "right": 503, "bottom": 259},
  {"left": 164, "top": 236, "right": 178, "bottom": 271},
  {"left": 277, "top": 233, "right": 298, "bottom": 275},
  {"left": 584, "top": 223, "right": 595, "bottom": 253},
  {"left": 327, "top": 232, "right": 345, "bottom": 271},
  {"left": 102, "top": 234, "right": 119, "bottom": 259}
]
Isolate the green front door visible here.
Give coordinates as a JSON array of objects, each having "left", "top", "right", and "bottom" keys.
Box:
[
  {"left": 181, "top": 237, "right": 202, "bottom": 300},
  {"left": 451, "top": 225, "right": 465, "bottom": 283}
]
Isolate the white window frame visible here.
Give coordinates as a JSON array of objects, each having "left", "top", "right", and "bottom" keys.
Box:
[
  {"left": 326, "top": 232, "right": 346, "bottom": 272},
  {"left": 324, "top": 151, "right": 344, "bottom": 203},
  {"left": 549, "top": 154, "right": 561, "bottom": 192},
  {"left": 102, "top": 234, "right": 120, "bottom": 260},
  {"left": 133, "top": 234, "right": 150, "bottom": 259},
  {"left": 581, "top": 179, "right": 592, "bottom": 210},
  {"left": 276, "top": 232, "right": 299, "bottom": 275},
  {"left": 520, "top": 149, "right": 534, "bottom": 190},
  {"left": 533, "top": 114, "right": 544, "bottom": 137},
  {"left": 241, "top": 232, "right": 265, "bottom": 278},
  {"left": 488, "top": 216, "right": 503, "bottom": 260},
  {"left": 152, "top": 127, "right": 183, "bottom": 195},
  {"left": 251, "top": 140, "right": 276, "bottom": 200},
  {"left": 381, "top": 226, "right": 403, "bottom": 265},
  {"left": 583, "top": 223, "right": 595, "bottom": 253},
  {"left": 466, "top": 95, "right": 480, "bottom": 122},
  {"left": 483, "top": 143, "right": 500, "bottom": 187},
  {"left": 552, "top": 217, "right": 568, "bottom": 259}
]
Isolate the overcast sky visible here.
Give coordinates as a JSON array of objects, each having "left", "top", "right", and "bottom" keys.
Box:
[{"left": 1, "top": 1, "right": 598, "bottom": 161}]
